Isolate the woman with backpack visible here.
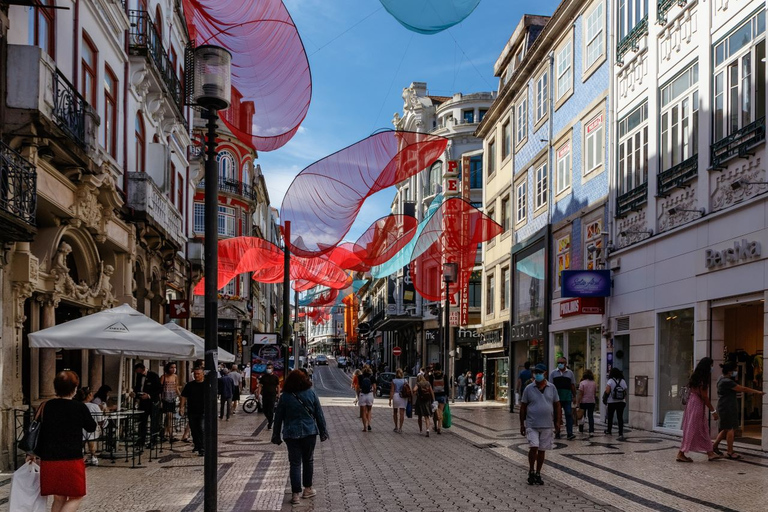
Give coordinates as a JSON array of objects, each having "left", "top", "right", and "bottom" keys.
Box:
[
  {"left": 602, "top": 368, "right": 628, "bottom": 441},
  {"left": 429, "top": 363, "right": 448, "bottom": 434},
  {"left": 389, "top": 368, "right": 410, "bottom": 433},
  {"left": 414, "top": 374, "right": 435, "bottom": 437},
  {"left": 676, "top": 357, "right": 721, "bottom": 462},
  {"left": 355, "top": 366, "right": 376, "bottom": 432}
]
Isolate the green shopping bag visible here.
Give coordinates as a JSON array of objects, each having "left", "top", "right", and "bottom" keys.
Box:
[{"left": 442, "top": 401, "right": 452, "bottom": 429}]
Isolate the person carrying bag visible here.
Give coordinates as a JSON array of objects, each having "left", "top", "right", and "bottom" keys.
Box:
[{"left": 10, "top": 461, "right": 47, "bottom": 512}]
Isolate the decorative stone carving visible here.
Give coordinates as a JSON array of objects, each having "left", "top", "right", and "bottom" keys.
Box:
[
  {"left": 616, "top": 210, "right": 650, "bottom": 249},
  {"left": 50, "top": 241, "right": 118, "bottom": 306},
  {"left": 392, "top": 112, "right": 404, "bottom": 130},
  {"left": 617, "top": 49, "right": 648, "bottom": 100},
  {"left": 711, "top": 157, "right": 765, "bottom": 212},
  {"left": 402, "top": 85, "right": 420, "bottom": 112},
  {"left": 13, "top": 282, "right": 34, "bottom": 329},
  {"left": 658, "top": 187, "right": 699, "bottom": 232},
  {"left": 658, "top": 1, "right": 697, "bottom": 66}
]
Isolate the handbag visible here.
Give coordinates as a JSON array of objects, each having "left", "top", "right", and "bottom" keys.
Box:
[
  {"left": 9, "top": 461, "right": 46, "bottom": 512},
  {"left": 291, "top": 392, "right": 328, "bottom": 441},
  {"left": 442, "top": 402, "right": 452, "bottom": 429},
  {"left": 680, "top": 386, "right": 691, "bottom": 406},
  {"left": 405, "top": 401, "right": 413, "bottom": 419},
  {"left": 18, "top": 402, "right": 45, "bottom": 454}
]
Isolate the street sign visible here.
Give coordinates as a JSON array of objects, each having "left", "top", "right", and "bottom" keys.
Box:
[{"left": 392, "top": 346, "right": 402, "bottom": 356}]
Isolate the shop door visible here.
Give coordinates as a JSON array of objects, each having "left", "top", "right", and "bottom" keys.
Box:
[
  {"left": 613, "top": 334, "right": 630, "bottom": 423},
  {"left": 486, "top": 359, "right": 496, "bottom": 401}
]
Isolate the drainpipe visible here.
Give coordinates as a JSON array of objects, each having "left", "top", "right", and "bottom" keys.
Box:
[
  {"left": 604, "top": 1, "right": 617, "bottom": 388},
  {"left": 122, "top": 30, "right": 129, "bottom": 196},
  {"left": 72, "top": 0, "right": 79, "bottom": 86}
]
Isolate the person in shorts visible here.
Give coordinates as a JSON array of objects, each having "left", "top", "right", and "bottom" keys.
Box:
[
  {"left": 519, "top": 363, "right": 561, "bottom": 486},
  {"left": 229, "top": 364, "right": 242, "bottom": 414},
  {"left": 355, "top": 366, "right": 376, "bottom": 432}
]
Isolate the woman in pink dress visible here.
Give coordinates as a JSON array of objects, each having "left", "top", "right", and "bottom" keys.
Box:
[{"left": 677, "top": 357, "right": 720, "bottom": 462}]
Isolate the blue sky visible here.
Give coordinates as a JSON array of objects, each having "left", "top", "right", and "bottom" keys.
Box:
[{"left": 258, "top": 0, "right": 561, "bottom": 241}]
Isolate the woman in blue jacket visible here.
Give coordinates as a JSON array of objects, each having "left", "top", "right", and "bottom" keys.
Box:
[{"left": 272, "top": 369, "right": 329, "bottom": 505}]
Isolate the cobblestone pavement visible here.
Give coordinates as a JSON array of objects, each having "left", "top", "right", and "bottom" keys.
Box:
[{"left": 0, "top": 367, "right": 766, "bottom": 511}]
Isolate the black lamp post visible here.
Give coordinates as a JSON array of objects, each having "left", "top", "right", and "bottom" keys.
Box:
[
  {"left": 193, "top": 44, "right": 231, "bottom": 512},
  {"left": 443, "top": 262, "right": 457, "bottom": 398}
]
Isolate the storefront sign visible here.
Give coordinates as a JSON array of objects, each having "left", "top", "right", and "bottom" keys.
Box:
[
  {"left": 169, "top": 299, "right": 190, "bottom": 318},
  {"left": 559, "top": 297, "right": 605, "bottom": 317},
  {"left": 510, "top": 320, "right": 544, "bottom": 342},
  {"left": 704, "top": 239, "right": 761, "bottom": 269},
  {"left": 561, "top": 270, "right": 611, "bottom": 297},
  {"left": 253, "top": 333, "right": 277, "bottom": 345},
  {"left": 457, "top": 328, "right": 484, "bottom": 343}
]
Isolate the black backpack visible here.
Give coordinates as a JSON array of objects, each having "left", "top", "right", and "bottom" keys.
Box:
[
  {"left": 359, "top": 375, "right": 372, "bottom": 394},
  {"left": 612, "top": 379, "right": 626, "bottom": 400}
]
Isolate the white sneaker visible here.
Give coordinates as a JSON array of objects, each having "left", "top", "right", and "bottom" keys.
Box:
[
  {"left": 291, "top": 492, "right": 301, "bottom": 504},
  {"left": 302, "top": 488, "right": 317, "bottom": 498},
  {"left": 90, "top": 456, "right": 98, "bottom": 466}
]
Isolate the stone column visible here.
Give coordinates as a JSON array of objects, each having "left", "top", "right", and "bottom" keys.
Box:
[
  {"left": 89, "top": 351, "right": 103, "bottom": 390},
  {"left": 29, "top": 297, "right": 40, "bottom": 402},
  {"left": 39, "top": 296, "right": 58, "bottom": 399}
]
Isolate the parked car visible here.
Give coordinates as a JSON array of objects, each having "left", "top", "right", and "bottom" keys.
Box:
[
  {"left": 315, "top": 354, "right": 329, "bottom": 365},
  {"left": 376, "top": 372, "right": 396, "bottom": 397},
  {"left": 336, "top": 356, "right": 348, "bottom": 368}
]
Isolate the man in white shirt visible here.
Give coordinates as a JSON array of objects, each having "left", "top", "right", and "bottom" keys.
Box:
[{"left": 519, "top": 363, "right": 561, "bottom": 486}]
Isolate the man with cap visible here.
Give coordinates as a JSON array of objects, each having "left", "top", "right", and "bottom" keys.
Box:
[
  {"left": 550, "top": 356, "right": 577, "bottom": 440},
  {"left": 519, "top": 363, "right": 561, "bottom": 485}
]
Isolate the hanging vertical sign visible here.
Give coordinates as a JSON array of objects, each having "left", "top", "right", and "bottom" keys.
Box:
[
  {"left": 459, "top": 155, "right": 472, "bottom": 326},
  {"left": 403, "top": 264, "right": 415, "bottom": 304}
]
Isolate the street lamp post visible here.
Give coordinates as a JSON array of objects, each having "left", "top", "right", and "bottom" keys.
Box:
[
  {"left": 443, "top": 263, "right": 457, "bottom": 400},
  {"left": 193, "top": 44, "right": 232, "bottom": 512}
]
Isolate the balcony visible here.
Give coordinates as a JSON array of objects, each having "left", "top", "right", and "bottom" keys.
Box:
[
  {"left": 616, "top": 16, "right": 648, "bottom": 65},
  {"left": 128, "top": 10, "right": 185, "bottom": 123},
  {"left": 711, "top": 117, "right": 766, "bottom": 169},
  {"left": 0, "top": 141, "right": 37, "bottom": 241},
  {"left": 657, "top": 0, "right": 688, "bottom": 25},
  {"left": 616, "top": 182, "right": 648, "bottom": 217},
  {"left": 197, "top": 178, "right": 258, "bottom": 201},
  {"left": 126, "top": 172, "right": 185, "bottom": 249},
  {"left": 656, "top": 155, "right": 698, "bottom": 197}
]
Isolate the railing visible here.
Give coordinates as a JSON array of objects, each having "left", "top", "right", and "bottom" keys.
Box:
[
  {"left": 53, "top": 69, "right": 86, "bottom": 146},
  {"left": 127, "top": 172, "right": 185, "bottom": 247},
  {"left": 128, "top": 10, "right": 185, "bottom": 121},
  {"left": 657, "top": 155, "right": 698, "bottom": 197},
  {"left": 658, "top": 0, "right": 688, "bottom": 25},
  {"left": 616, "top": 182, "right": 648, "bottom": 217},
  {"left": 0, "top": 141, "right": 37, "bottom": 238},
  {"left": 711, "top": 117, "right": 766, "bottom": 169},
  {"left": 197, "top": 178, "right": 258, "bottom": 201},
  {"left": 617, "top": 16, "right": 648, "bottom": 65}
]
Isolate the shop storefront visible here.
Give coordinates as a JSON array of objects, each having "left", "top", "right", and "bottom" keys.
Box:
[{"left": 477, "top": 328, "right": 508, "bottom": 402}]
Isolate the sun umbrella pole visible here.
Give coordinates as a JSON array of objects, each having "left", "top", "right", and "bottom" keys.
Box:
[{"left": 117, "top": 352, "right": 125, "bottom": 412}]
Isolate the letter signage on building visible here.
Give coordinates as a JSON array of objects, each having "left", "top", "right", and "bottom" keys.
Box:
[
  {"left": 559, "top": 297, "right": 605, "bottom": 317},
  {"left": 561, "top": 270, "right": 611, "bottom": 297},
  {"left": 704, "top": 239, "right": 761, "bottom": 269},
  {"left": 509, "top": 320, "right": 545, "bottom": 342}
]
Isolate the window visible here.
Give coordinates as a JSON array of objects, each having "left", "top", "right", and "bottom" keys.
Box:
[
  {"left": 428, "top": 161, "right": 442, "bottom": 196},
  {"left": 104, "top": 66, "right": 118, "bottom": 158},
  {"left": 135, "top": 113, "right": 145, "bottom": 173},
  {"left": 535, "top": 162, "right": 548, "bottom": 209},
  {"left": 469, "top": 155, "right": 483, "bottom": 189},
  {"left": 535, "top": 73, "right": 548, "bottom": 122},
  {"left": 468, "top": 272, "right": 482, "bottom": 308},
  {"left": 217, "top": 151, "right": 236, "bottom": 181},
  {"left": 242, "top": 163, "right": 251, "bottom": 186},
  {"left": 487, "top": 140, "right": 496, "bottom": 176},
  {"left": 222, "top": 280, "right": 236, "bottom": 296},
  {"left": 486, "top": 274, "right": 495, "bottom": 315},
  {"left": 618, "top": 0, "right": 648, "bottom": 41},
  {"left": 584, "top": 219, "right": 603, "bottom": 270},
  {"left": 584, "top": 113, "right": 605, "bottom": 174},
  {"left": 556, "top": 41, "right": 573, "bottom": 102},
  {"left": 81, "top": 32, "right": 98, "bottom": 107},
  {"left": 239, "top": 274, "right": 248, "bottom": 299},
  {"left": 176, "top": 171, "right": 184, "bottom": 211},
  {"left": 585, "top": 2, "right": 604, "bottom": 70},
  {"left": 516, "top": 181, "right": 526, "bottom": 224},
  {"left": 501, "top": 195, "right": 511, "bottom": 231},
  {"left": 463, "top": 110, "right": 475, "bottom": 124},
  {"left": 487, "top": 207, "right": 495, "bottom": 226},
  {"left": 194, "top": 203, "right": 205, "bottom": 233},
  {"left": 501, "top": 267, "right": 510, "bottom": 310},
  {"left": 617, "top": 102, "right": 648, "bottom": 196},
  {"left": 556, "top": 141, "right": 572, "bottom": 194},
  {"left": 241, "top": 209, "right": 249, "bottom": 236},
  {"left": 660, "top": 63, "right": 699, "bottom": 171},
  {"left": 479, "top": 109, "right": 488, "bottom": 122},
  {"left": 713, "top": 11, "right": 765, "bottom": 142},
  {"left": 556, "top": 234, "right": 571, "bottom": 288},
  {"left": 155, "top": 5, "right": 163, "bottom": 40},
  {"left": 502, "top": 120, "right": 511, "bottom": 159},
  {"left": 28, "top": 0, "right": 55, "bottom": 58},
  {"left": 657, "top": 308, "right": 694, "bottom": 428},
  {"left": 516, "top": 99, "right": 527, "bottom": 145},
  {"left": 218, "top": 205, "right": 236, "bottom": 237}
]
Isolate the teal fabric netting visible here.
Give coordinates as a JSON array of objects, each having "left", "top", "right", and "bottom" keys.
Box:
[{"left": 380, "top": 0, "right": 481, "bottom": 34}]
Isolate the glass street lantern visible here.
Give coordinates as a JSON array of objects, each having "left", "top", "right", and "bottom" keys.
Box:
[{"left": 193, "top": 45, "right": 232, "bottom": 111}]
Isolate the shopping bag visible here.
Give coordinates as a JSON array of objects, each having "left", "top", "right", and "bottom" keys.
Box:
[
  {"left": 405, "top": 401, "right": 413, "bottom": 419},
  {"left": 442, "top": 402, "right": 452, "bottom": 429},
  {"left": 9, "top": 461, "right": 47, "bottom": 512},
  {"left": 430, "top": 401, "right": 438, "bottom": 413}
]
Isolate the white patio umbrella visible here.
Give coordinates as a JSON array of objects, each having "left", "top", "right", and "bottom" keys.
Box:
[
  {"left": 163, "top": 322, "right": 236, "bottom": 363},
  {"left": 29, "top": 304, "right": 197, "bottom": 410}
]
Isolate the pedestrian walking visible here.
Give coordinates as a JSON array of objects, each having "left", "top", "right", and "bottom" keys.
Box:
[
  {"left": 457, "top": 373, "right": 466, "bottom": 401},
  {"left": 389, "top": 368, "right": 409, "bottom": 433},
  {"left": 519, "top": 363, "right": 561, "bottom": 485},
  {"left": 676, "top": 357, "right": 720, "bottom": 462},
  {"left": 229, "top": 364, "right": 243, "bottom": 414},
  {"left": 429, "top": 363, "right": 448, "bottom": 434},
  {"left": 517, "top": 361, "right": 533, "bottom": 408},
  {"left": 356, "top": 365, "right": 376, "bottom": 431},
  {"left": 218, "top": 368, "right": 235, "bottom": 421},
  {"left": 132, "top": 362, "right": 161, "bottom": 448},
  {"left": 160, "top": 362, "right": 180, "bottom": 441},
  {"left": 475, "top": 372, "right": 484, "bottom": 401},
  {"left": 464, "top": 371, "right": 474, "bottom": 402},
  {"left": 26, "top": 370, "right": 97, "bottom": 511},
  {"left": 550, "top": 357, "right": 577, "bottom": 440},
  {"left": 414, "top": 374, "right": 435, "bottom": 436},
  {"left": 75, "top": 387, "right": 102, "bottom": 466},
  {"left": 180, "top": 367, "right": 206, "bottom": 456},
  {"left": 259, "top": 363, "right": 281, "bottom": 430},
  {"left": 271, "top": 369, "right": 329, "bottom": 505},
  {"left": 713, "top": 361, "right": 766, "bottom": 459},
  {"left": 576, "top": 369, "right": 597, "bottom": 437},
  {"left": 603, "top": 368, "right": 628, "bottom": 442}
]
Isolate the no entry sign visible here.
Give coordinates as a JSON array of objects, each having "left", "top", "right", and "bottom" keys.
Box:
[{"left": 392, "top": 346, "right": 402, "bottom": 356}]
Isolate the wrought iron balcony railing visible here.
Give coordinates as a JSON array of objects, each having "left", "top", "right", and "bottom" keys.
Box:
[
  {"left": 0, "top": 141, "right": 37, "bottom": 240},
  {"left": 657, "top": 155, "right": 698, "bottom": 197},
  {"left": 197, "top": 178, "right": 258, "bottom": 201},
  {"left": 711, "top": 117, "right": 766, "bottom": 169},
  {"left": 616, "top": 16, "right": 648, "bottom": 65},
  {"left": 128, "top": 10, "right": 185, "bottom": 122},
  {"left": 53, "top": 69, "right": 86, "bottom": 147},
  {"left": 616, "top": 182, "right": 648, "bottom": 217},
  {"left": 658, "top": 0, "right": 688, "bottom": 25}
]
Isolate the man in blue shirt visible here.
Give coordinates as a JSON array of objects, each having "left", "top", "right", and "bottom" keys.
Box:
[
  {"left": 520, "top": 363, "right": 561, "bottom": 485},
  {"left": 218, "top": 368, "right": 235, "bottom": 420}
]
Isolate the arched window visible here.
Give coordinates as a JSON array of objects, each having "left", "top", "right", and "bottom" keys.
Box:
[
  {"left": 154, "top": 5, "right": 163, "bottom": 40},
  {"left": 428, "top": 161, "right": 442, "bottom": 195},
  {"left": 242, "top": 162, "right": 251, "bottom": 186},
  {"left": 135, "top": 112, "right": 145, "bottom": 173},
  {"left": 104, "top": 66, "right": 118, "bottom": 158},
  {"left": 217, "top": 151, "right": 236, "bottom": 181},
  {"left": 29, "top": 0, "right": 56, "bottom": 58}
]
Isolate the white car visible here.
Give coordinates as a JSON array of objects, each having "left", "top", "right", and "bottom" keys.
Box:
[{"left": 315, "top": 355, "right": 329, "bottom": 365}]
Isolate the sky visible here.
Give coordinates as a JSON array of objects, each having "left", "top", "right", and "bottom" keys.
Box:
[{"left": 257, "top": 0, "right": 562, "bottom": 242}]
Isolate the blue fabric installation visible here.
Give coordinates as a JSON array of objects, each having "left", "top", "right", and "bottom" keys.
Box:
[{"left": 380, "top": 0, "right": 481, "bottom": 34}]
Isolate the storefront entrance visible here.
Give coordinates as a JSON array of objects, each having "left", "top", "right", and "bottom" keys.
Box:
[
  {"left": 553, "top": 327, "right": 603, "bottom": 416},
  {"left": 485, "top": 356, "right": 508, "bottom": 402}
]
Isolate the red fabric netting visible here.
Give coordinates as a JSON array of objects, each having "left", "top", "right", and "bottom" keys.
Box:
[
  {"left": 183, "top": 0, "right": 311, "bottom": 151},
  {"left": 281, "top": 130, "right": 447, "bottom": 257},
  {"left": 410, "top": 198, "right": 502, "bottom": 302},
  {"left": 352, "top": 214, "right": 418, "bottom": 267}
]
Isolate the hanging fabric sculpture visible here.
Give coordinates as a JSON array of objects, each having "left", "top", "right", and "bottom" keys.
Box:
[
  {"left": 379, "top": 0, "right": 481, "bottom": 34},
  {"left": 183, "top": 0, "right": 311, "bottom": 151},
  {"left": 281, "top": 130, "right": 447, "bottom": 257}
]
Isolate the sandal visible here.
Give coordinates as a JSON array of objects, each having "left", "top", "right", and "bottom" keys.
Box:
[
  {"left": 708, "top": 455, "right": 722, "bottom": 461},
  {"left": 712, "top": 447, "right": 723, "bottom": 456},
  {"left": 676, "top": 455, "right": 693, "bottom": 463},
  {"left": 726, "top": 452, "right": 742, "bottom": 460}
]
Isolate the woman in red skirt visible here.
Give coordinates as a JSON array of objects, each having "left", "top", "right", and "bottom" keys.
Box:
[{"left": 27, "top": 370, "right": 97, "bottom": 511}]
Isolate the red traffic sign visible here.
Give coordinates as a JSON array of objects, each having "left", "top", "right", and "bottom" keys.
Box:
[{"left": 392, "top": 346, "right": 402, "bottom": 356}]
